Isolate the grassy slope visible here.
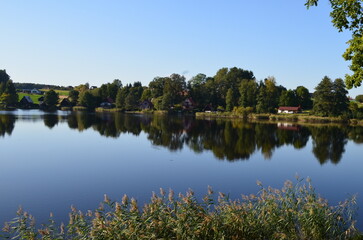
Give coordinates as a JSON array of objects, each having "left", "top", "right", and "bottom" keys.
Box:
[
  {"left": 40, "top": 89, "right": 70, "bottom": 96},
  {"left": 17, "top": 93, "right": 42, "bottom": 104}
]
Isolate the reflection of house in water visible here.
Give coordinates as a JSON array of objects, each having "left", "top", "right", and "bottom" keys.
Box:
[
  {"left": 182, "top": 98, "right": 196, "bottom": 110},
  {"left": 277, "top": 122, "right": 301, "bottom": 131},
  {"left": 59, "top": 98, "right": 71, "bottom": 108},
  {"left": 182, "top": 117, "right": 194, "bottom": 133}
]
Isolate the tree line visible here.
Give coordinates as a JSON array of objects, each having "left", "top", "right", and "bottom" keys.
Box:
[{"left": 1, "top": 68, "right": 362, "bottom": 118}]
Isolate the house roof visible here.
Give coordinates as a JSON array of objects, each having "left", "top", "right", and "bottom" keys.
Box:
[
  {"left": 21, "top": 96, "right": 33, "bottom": 103},
  {"left": 278, "top": 106, "right": 301, "bottom": 111}
]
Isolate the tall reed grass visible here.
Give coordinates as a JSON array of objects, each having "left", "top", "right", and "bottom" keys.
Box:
[{"left": 1, "top": 178, "right": 360, "bottom": 239}]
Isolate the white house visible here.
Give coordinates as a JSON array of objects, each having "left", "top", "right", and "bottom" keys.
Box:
[{"left": 31, "top": 89, "right": 42, "bottom": 94}]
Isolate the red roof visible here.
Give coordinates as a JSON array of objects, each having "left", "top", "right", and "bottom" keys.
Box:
[{"left": 278, "top": 106, "right": 301, "bottom": 111}]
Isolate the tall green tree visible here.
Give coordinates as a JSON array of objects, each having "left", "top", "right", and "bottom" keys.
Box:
[
  {"left": 306, "top": 0, "right": 363, "bottom": 88},
  {"left": 265, "top": 77, "right": 279, "bottom": 112},
  {"left": 44, "top": 90, "right": 59, "bottom": 109},
  {"left": 295, "top": 86, "right": 313, "bottom": 109},
  {"left": 140, "top": 88, "right": 152, "bottom": 101},
  {"left": 279, "top": 89, "right": 298, "bottom": 107},
  {"left": 187, "top": 73, "right": 209, "bottom": 108},
  {"left": 225, "top": 88, "right": 234, "bottom": 111},
  {"left": 115, "top": 84, "right": 131, "bottom": 109},
  {"left": 0, "top": 70, "right": 10, "bottom": 85},
  {"left": 125, "top": 92, "right": 137, "bottom": 110},
  {"left": 68, "top": 90, "right": 79, "bottom": 106},
  {"left": 256, "top": 82, "right": 269, "bottom": 113},
  {"left": 313, "top": 76, "right": 349, "bottom": 116},
  {"left": 214, "top": 67, "right": 255, "bottom": 107},
  {"left": 332, "top": 78, "right": 349, "bottom": 115},
  {"left": 78, "top": 91, "right": 96, "bottom": 110},
  {"left": 161, "top": 92, "right": 172, "bottom": 110},
  {"left": 1, "top": 80, "right": 18, "bottom": 107},
  {"left": 149, "top": 77, "right": 167, "bottom": 98},
  {"left": 239, "top": 80, "right": 258, "bottom": 108}
]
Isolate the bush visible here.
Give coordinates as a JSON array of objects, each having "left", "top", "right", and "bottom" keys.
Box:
[
  {"left": 1, "top": 178, "right": 359, "bottom": 239},
  {"left": 233, "top": 106, "right": 254, "bottom": 118},
  {"left": 356, "top": 95, "right": 363, "bottom": 103}
]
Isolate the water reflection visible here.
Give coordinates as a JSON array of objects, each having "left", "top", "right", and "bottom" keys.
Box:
[
  {"left": 1, "top": 112, "right": 362, "bottom": 164},
  {"left": 0, "top": 115, "right": 15, "bottom": 137}
]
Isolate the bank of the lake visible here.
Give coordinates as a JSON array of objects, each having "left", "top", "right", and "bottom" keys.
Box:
[{"left": 196, "top": 112, "right": 363, "bottom": 126}]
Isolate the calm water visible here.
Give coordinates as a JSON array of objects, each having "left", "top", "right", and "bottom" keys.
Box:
[{"left": 0, "top": 110, "right": 362, "bottom": 228}]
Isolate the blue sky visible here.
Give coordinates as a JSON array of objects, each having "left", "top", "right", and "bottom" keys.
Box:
[{"left": 0, "top": 0, "right": 361, "bottom": 97}]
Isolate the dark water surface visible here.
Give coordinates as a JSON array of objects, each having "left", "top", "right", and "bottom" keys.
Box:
[{"left": 0, "top": 110, "right": 362, "bottom": 228}]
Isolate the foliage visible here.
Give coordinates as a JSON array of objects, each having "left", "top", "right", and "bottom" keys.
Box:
[
  {"left": 225, "top": 88, "right": 234, "bottom": 111},
  {"left": 313, "top": 76, "right": 349, "bottom": 116},
  {"left": 306, "top": 0, "right": 363, "bottom": 88},
  {"left": 0, "top": 69, "right": 11, "bottom": 84},
  {"left": 232, "top": 106, "right": 254, "bottom": 118},
  {"left": 68, "top": 90, "right": 79, "bottom": 105},
  {"left": 78, "top": 91, "right": 96, "bottom": 110},
  {"left": 1, "top": 179, "right": 359, "bottom": 239},
  {"left": 1, "top": 80, "right": 18, "bottom": 107},
  {"left": 0, "top": 71, "right": 18, "bottom": 107},
  {"left": 356, "top": 94, "right": 363, "bottom": 103},
  {"left": 115, "top": 86, "right": 130, "bottom": 109},
  {"left": 256, "top": 78, "right": 281, "bottom": 113},
  {"left": 214, "top": 67, "right": 255, "bottom": 107},
  {"left": 239, "top": 79, "right": 258, "bottom": 109},
  {"left": 279, "top": 89, "right": 298, "bottom": 107},
  {"left": 295, "top": 86, "right": 313, "bottom": 109},
  {"left": 43, "top": 90, "right": 59, "bottom": 108}
]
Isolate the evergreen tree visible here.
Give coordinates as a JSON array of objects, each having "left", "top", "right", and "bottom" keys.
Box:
[
  {"left": 0, "top": 70, "right": 10, "bottom": 86},
  {"left": 313, "top": 76, "right": 341, "bottom": 116},
  {"left": 332, "top": 78, "right": 349, "bottom": 116},
  {"left": 256, "top": 83, "right": 269, "bottom": 113}
]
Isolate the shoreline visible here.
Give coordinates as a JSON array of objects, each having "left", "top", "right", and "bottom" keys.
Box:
[{"left": 196, "top": 112, "right": 363, "bottom": 126}]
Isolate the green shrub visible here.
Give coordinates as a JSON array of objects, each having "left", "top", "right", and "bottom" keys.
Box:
[{"left": 1, "top": 178, "right": 359, "bottom": 239}]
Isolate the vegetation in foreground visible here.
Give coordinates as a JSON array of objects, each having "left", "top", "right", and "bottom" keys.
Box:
[{"left": 1, "top": 178, "right": 360, "bottom": 239}]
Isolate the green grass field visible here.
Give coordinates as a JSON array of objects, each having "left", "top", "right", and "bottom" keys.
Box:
[
  {"left": 17, "top": 93, "right": 42, "bottom": 104},
  {"left": 40, "top": 89, "right": 70, "bottom": 96}
]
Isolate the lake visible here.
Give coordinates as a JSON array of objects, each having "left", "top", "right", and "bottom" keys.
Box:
[{"left": 0, "top": 110, "right": 362, "bottom": 229}]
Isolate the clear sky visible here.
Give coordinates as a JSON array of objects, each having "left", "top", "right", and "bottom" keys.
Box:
[{"left": 0, "top": 0, "right": 361, "bottom": 97}]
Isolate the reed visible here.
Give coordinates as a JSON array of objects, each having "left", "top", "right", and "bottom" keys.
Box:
[{"left": 1, "top": 178, "right": 360, "bottom": 239}]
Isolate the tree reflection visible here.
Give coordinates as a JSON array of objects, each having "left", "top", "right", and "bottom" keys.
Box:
[
  {"left": 0, "top": 114, "right": 15, "bottom": 137},
  {"left": 43, "top": 115, "right": 59, "bottom": 129},
  {"left": 310, "top": 126, "right": 348, "bottom": 164},
  {"left": 5, "top": 111, "right": 362, "bottom": 164}
]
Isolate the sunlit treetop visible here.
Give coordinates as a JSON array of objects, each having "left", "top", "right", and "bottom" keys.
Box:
[{"left": 306, "top": 0, "right": 363, "bottom": 88}]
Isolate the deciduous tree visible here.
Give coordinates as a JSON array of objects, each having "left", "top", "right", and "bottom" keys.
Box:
[{"left": 306, "top": 0, "right": 363, "bottom": 88}]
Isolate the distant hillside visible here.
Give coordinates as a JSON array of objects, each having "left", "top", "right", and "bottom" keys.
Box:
[{"left": 14, "top": 82, "right": 73, "bottom": 90}]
